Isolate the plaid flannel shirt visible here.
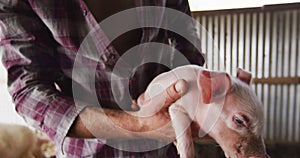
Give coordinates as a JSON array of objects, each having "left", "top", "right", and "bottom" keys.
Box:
[{"left": 0, "top": 0, "right": 204, "bottom": 157}]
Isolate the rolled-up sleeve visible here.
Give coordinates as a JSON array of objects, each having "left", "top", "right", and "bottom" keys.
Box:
[{"left": 0, "top": 1, "right": 85, "bottom": 151}]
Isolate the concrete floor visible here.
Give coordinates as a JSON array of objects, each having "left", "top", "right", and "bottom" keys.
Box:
[{"left": 194, "top": 141, "right": 300, "bottom": 158}]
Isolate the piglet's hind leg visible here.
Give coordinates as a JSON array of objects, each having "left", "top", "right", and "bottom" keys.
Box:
[{"left": 169, "top": 104, "right": 194, "bottom": 158}]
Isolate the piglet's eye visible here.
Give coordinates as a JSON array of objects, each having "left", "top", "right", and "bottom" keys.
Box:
[
  {"left": 232, "top": 114, "right": 249, "bottom": 127},
  {"left": 234, "top": 116, "right": 244, "bottom": 125}
]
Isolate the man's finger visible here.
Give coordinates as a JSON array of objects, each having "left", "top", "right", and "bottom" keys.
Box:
[
  {"left": 134, "top": 79, "right": 187, "bottom": 117},
  {"left": 131, "top": 100, "right": 140, "bottom": 111},
  {"left": 163, "top": 79, "right": 187, "bottom": 108},
  {"left": 138, "top": 79, "right": 187, "bottom": 108}
]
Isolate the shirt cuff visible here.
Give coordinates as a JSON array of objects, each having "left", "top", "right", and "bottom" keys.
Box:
[{"left": 43, "top": 95, "right": 87, "bottom": 154}]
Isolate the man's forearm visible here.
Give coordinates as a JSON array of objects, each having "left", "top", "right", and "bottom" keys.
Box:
[
  {"left": 67, "top": 106, "right": 146, "bottom": 139},
  {"left": 67, "top": 80, "right": 187, "bottom": 140}
]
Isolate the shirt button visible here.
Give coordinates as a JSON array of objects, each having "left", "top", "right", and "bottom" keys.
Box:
[
  {"left": 108, "top": 53, "right": 116, "bottom": 60},
  {"left": 83, "top": 9, "right": 88, "bottom": 16},
  {"left": 100, "top": 54, "right": 108, "bottom": 62}
]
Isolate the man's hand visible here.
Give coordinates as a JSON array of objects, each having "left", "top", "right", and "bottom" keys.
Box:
[
  {"left": 133, "top": 79, "right": 188, "bottom": 141},
  {"left": 134, "top": 79, "right": 202, "bottom": 142}
]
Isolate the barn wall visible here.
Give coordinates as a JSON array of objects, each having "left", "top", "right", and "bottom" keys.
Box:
[{"left": 192, "top": 3, "right": 300, "bottom": 142}]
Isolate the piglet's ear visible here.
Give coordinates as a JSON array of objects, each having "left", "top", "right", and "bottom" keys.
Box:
[
  {"left": 237, "top": 68, "right": 252, "bottom": 85},
  {"left": 198, "top": 70, "right": 231, "bottom": 104}
]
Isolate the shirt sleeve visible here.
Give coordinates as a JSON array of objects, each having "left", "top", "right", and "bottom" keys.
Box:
[
  {"left": 167, "top": 0, "right": 206, "bottom": 66},
  {"left": 0, "top": 1, "right": 86, "bottom": 151}
]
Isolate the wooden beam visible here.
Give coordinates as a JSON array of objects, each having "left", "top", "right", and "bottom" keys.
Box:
[{"left": 252, "top": 77, "right": 300, "bottom": 85}]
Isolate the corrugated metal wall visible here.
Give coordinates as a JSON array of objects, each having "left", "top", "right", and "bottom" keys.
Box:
[{"left": 192, "top": 3, "right": 300, "bottom": 142}]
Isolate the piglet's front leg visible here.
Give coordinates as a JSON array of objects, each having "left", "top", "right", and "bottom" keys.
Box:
[{"left": 169, "top": 104, "right": 194, "bottom": 158}]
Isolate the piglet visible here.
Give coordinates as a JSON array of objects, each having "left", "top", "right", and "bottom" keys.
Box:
[
  {"left": 0, "top": 123, "right": 49, "bottom": 158},
  {"left": 138, "top": 65, "right": 270, "bottom": 158}
]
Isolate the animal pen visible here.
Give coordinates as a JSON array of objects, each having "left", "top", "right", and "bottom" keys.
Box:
[{"left": 191, "top": 2, "right": 300, "bottom": 157}]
